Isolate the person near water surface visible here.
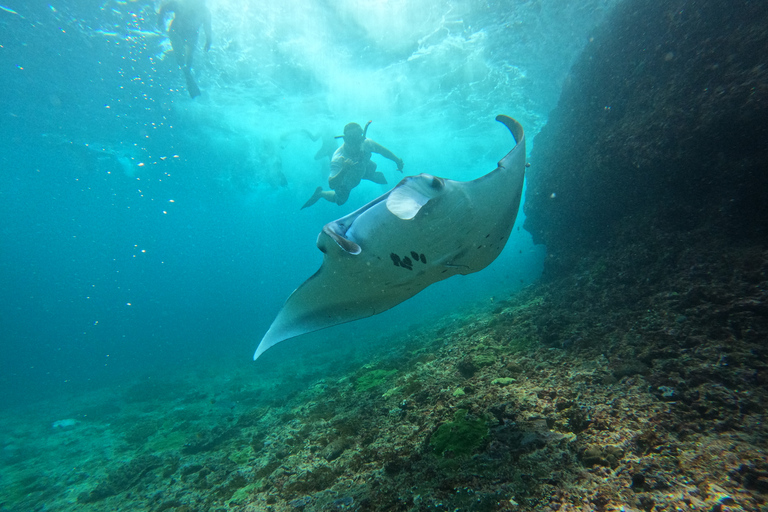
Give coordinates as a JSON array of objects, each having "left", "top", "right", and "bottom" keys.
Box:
[
  {"left": 157, "top": 0, "right": 212, "bottom": 98},
  {"left": 302, "top": 121, "right": 404, "bottom": 209}
]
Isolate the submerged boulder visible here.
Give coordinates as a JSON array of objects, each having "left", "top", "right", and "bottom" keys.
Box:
[{"left": 524, "top": 0, "right": 768, "bottom": 277}]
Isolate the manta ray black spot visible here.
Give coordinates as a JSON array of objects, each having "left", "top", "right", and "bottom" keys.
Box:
[
  {"left": 410, "top": 251, "right": 419, "bottom": 260},
  {"left": 391, "top": 253, "right": 413, "bottom": 270},
  {"left": 420, "top": 253, "right": 426, "bottom": 264}
]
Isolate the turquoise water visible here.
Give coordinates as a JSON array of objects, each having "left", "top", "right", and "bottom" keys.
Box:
[
  {"left": 0, "top": 1, "right": 621, "bottom": 509},
  {"left": 1, "top": 0, "right": 613, "bottom": 424}
]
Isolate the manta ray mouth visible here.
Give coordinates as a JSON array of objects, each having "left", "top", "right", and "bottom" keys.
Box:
[{"left": 321, "top": 222, "right": 362, "bottom": 255}]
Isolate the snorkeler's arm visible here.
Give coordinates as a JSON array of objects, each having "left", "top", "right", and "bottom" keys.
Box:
[
  {"left": 368, "top": 140, "right": 404, "bottom": 171},
  {"left": 157, "top": 1, "right": 177, "bottom": 30},
  {"left": 328, "top": 157, "right": 345, "bottom": 188},
  {"left": 328, "top": 148, "right": 357, "bottom": 187},
  {"left": 203, "top": 9, "right": 212, "bottom": 51}
]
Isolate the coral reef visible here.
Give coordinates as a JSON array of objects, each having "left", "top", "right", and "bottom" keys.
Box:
[{"left": 3, "top": 244, "right": 765, "bottom": 510}]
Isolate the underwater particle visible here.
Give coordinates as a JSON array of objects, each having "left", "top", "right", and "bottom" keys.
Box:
[
  {"left": 430, "top": 409, "right": 489, "bottom": 458},
  {"left": 491, "top": 377, "right": 516, "bottom": 386}
]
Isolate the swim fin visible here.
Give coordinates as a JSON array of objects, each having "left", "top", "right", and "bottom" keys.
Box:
[
  {"left": 185, "top": 70, "right": 201, "bottom": 98},
  {"left": 301, "top": 187, "right": 324, "bottom": 210}
]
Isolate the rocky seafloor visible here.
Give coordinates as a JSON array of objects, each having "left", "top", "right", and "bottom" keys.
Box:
[{"left": 1, "top": 225, "right": 766, "bottom": 512}]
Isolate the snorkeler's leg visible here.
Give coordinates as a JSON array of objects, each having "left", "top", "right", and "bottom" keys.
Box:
[
  {"left": 185, "top": 74, "right": 201, "bottom": 98},
  {"left": 301, "top": 187, "right": 337, "bottom": 209},
  {"left": 183, "top": 68, "right": 201, "bottom": 98},
  {"left": 362, "top": 161, "right": 387, "bottom": 184},
  {"left": 366, "top": 171, "right": 388, "bottom": 184},
  {"left": 168, "top": 31, "right": 200, "bottom": 97},
  {"left": 301, "top": 187, "right": 324, "bottom": 209},
  {"left": 184, "top": 42, "right": 196, "bottom": 71},
  {"left": 169, "top": 30, "right": 186, "bottom": 68},
  {"left": 333, "top": 188, "right": 350, "bottom": 205},
  {"left": 182, "top": 43, "right": 201, "bottom": 98}
]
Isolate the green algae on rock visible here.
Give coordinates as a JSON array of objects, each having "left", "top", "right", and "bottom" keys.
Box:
[
  {"left": 355, "top": 369, "right": 398, "bottom": 392},
  {"left": 430, "top": 408, "right": 489, "bottom": 458}
]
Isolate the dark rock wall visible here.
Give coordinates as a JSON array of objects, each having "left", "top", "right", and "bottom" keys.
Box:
[{"left": 523, "top": 0, "right": 768, "bottom": 278}]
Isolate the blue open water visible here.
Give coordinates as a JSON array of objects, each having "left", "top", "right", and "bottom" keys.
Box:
[{"left": 0, "top": 0, "right": 615, "bottom": 409}]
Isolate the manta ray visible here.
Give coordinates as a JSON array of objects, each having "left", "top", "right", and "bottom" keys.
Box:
[{"left": 254, "top": 115, "right": 526, "bottom": 360}]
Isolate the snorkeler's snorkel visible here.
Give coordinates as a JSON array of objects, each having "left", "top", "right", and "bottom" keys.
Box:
[{"left": 334, "top": 120, "right": 373, "bottom": 140}]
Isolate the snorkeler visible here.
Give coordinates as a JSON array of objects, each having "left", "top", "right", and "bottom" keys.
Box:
[
  {"left": 157, "top": 0, "right": 212, "bottom": 98},
  {"left": 301, "top": 121, "right": 404, "bottom": 209}
]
